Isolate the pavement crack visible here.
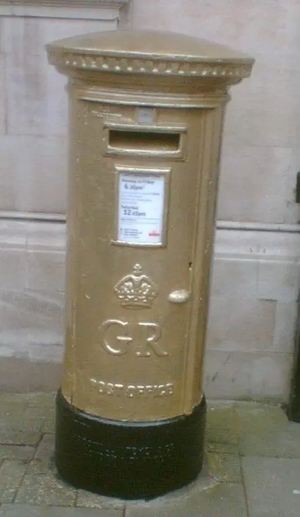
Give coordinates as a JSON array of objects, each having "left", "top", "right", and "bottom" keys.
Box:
[{"left": 239, "top": 458, "right": 251, "bottom": 517}]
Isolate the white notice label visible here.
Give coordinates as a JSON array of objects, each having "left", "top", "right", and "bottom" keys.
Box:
[{"left": 118, "top": 174, "right": 165, "bottom": 245}]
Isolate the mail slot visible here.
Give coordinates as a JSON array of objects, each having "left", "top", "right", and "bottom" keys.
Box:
[
  {"left": 109, "top": 129, "right": 181, "bottom": 152},
  {"left": 47, "top": 30, "right": 254, "bottom": 500},
  {"left": 105, "top": 123, "right": 187, "bottom": 158}
]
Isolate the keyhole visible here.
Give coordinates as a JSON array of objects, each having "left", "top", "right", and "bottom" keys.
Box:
[{"left": 189, "top": 262, "right": 193, "bottom": 271}]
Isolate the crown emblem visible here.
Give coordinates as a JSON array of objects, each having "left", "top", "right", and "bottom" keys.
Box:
[{"left": 114, "top": 264, "right": 158, "bottom": 310}]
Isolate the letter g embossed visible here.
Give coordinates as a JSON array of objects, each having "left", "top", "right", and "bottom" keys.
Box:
[{"left": 101, "top": 319, "right": 132, "bottom": 355}]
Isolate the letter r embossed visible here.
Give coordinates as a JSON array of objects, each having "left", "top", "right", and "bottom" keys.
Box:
[{"left": 136, "top": 322, "right": 168, "bottom": 357}]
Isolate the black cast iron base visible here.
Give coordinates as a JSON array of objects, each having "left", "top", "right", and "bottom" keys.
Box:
[{"left": 55, "top": 390, "right": 206, "bottom": 500}]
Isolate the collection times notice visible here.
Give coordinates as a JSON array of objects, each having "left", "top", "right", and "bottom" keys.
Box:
[{"left": 118, "top": 174, "right": 165, "bottom": 245}]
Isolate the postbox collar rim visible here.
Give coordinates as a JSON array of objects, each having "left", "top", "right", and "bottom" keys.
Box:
[{"left": 46, "top": 29, "right": 254, "bottom": 80}]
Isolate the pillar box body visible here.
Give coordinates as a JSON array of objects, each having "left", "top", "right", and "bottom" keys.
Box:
[{"left": 47, "top": 30, "right": 253, "bottom": 500}]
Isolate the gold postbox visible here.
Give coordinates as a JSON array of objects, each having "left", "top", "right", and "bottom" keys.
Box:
[{"left": 47, "top": 30, "right": 253, "bottom": 500}]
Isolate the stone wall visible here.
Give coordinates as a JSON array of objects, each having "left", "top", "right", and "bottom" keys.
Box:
[{"left": 0, "top": 0, "right": 299, "bottom": 400}]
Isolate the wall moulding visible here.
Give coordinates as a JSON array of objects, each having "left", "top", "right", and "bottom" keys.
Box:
[
  {"left": 0, "top": 0, "right": 128, "bottom": 6},
  {"left": 0, "top": 0, "right": 129, "bottom": 19}
]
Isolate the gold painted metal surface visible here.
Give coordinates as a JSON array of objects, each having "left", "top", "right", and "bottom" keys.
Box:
[
  {"left": 47, "top": 30, "right": 254, "bottom": 422},
  {"left": 47, "top": 30, "right": 253, "bottom": 78},
  {"left": 168, "top": 290, "right": 190, "bottom": 304}
]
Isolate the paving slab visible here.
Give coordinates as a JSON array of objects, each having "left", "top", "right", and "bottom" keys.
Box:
[
  {"left": 0, "top": 395, "right": 44, "bottom": 446},
  {"left": 41, "top": 419, "right": 55, "bottom": 434},
  {"left": 234, "top": 402, "right": 288, "bottom": 426},
  {"left": 0, "top": 505, "right": 123, "bottom": 517},
  {"left": 34, "top": 434, "right": 55, "bottom": 462},
  {"left": 0, "top": 394, "right": 54, "bottom": 431},
  {"left": 25, "top": 393, "right": 56, "bottom": 409},
  {"left": 0, "top": 445, "right": 35, "bottom": 462},
  {"left": 125, "top": 483, "right": 247, "bottom": 517},
  {"left": 206, "top": 403, "right": 240, "bottom": 452},
  {"left": 206, "top": 425, "right": 240, "bottom": 445},
  {"left": 0, "top": 403, "right": 43, "bottom": 446},
  {"left": 207, "top": 451, "right": 241, "bottom": 483},
  {"left": 0, "top": 429, "right": 42, "bottom": 447},
  {"left": 238, "top": 409, "right": 300, "bottom": 458},
  {"left": 206, "top": 402, "right": 240, "bottom": 454},
  {"left": 206, "top": 441, "right": 239, "bottom": 454},
  {"left": 242, "top": 456, "right": 300, "bottom": 517},
  {"left": 1, "top": 408, "right": 45, "bottom": 428},
  {"left": 15, "top": 471, "right": 77, "bottom": 507},
  {"left": 0, "top": 393, "right": 54, "bottom": 407},
  {"left": 76, "top": 489, "right": 126, "bottom": 511},
  {"left": 24, "top": 405, "right": 55, "bottom": 421},
  {"left": 0, "top": 460, "right": 27, "bottom": 504},
  {"left": 0, "top": 394, "right": 32, "bottom": 414},
  {"left": 25, "top": 434, "right": 55, "bottom": 475},
  {"left": 207, "top": 402, "right": 239, "bottom": 430}
]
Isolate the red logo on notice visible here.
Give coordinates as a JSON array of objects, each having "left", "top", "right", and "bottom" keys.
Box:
[{"left": 149, "top": 231, "right": 160, "bottom": 237}]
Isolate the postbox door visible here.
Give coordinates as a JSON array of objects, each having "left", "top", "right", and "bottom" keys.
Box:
[{"left": 66, "top": 102, "right": 221, "bottom": 422}]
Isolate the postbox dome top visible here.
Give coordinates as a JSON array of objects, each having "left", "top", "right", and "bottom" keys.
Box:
[{"left": 47, "top": 29, "right": 254, "bottom": 80}]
